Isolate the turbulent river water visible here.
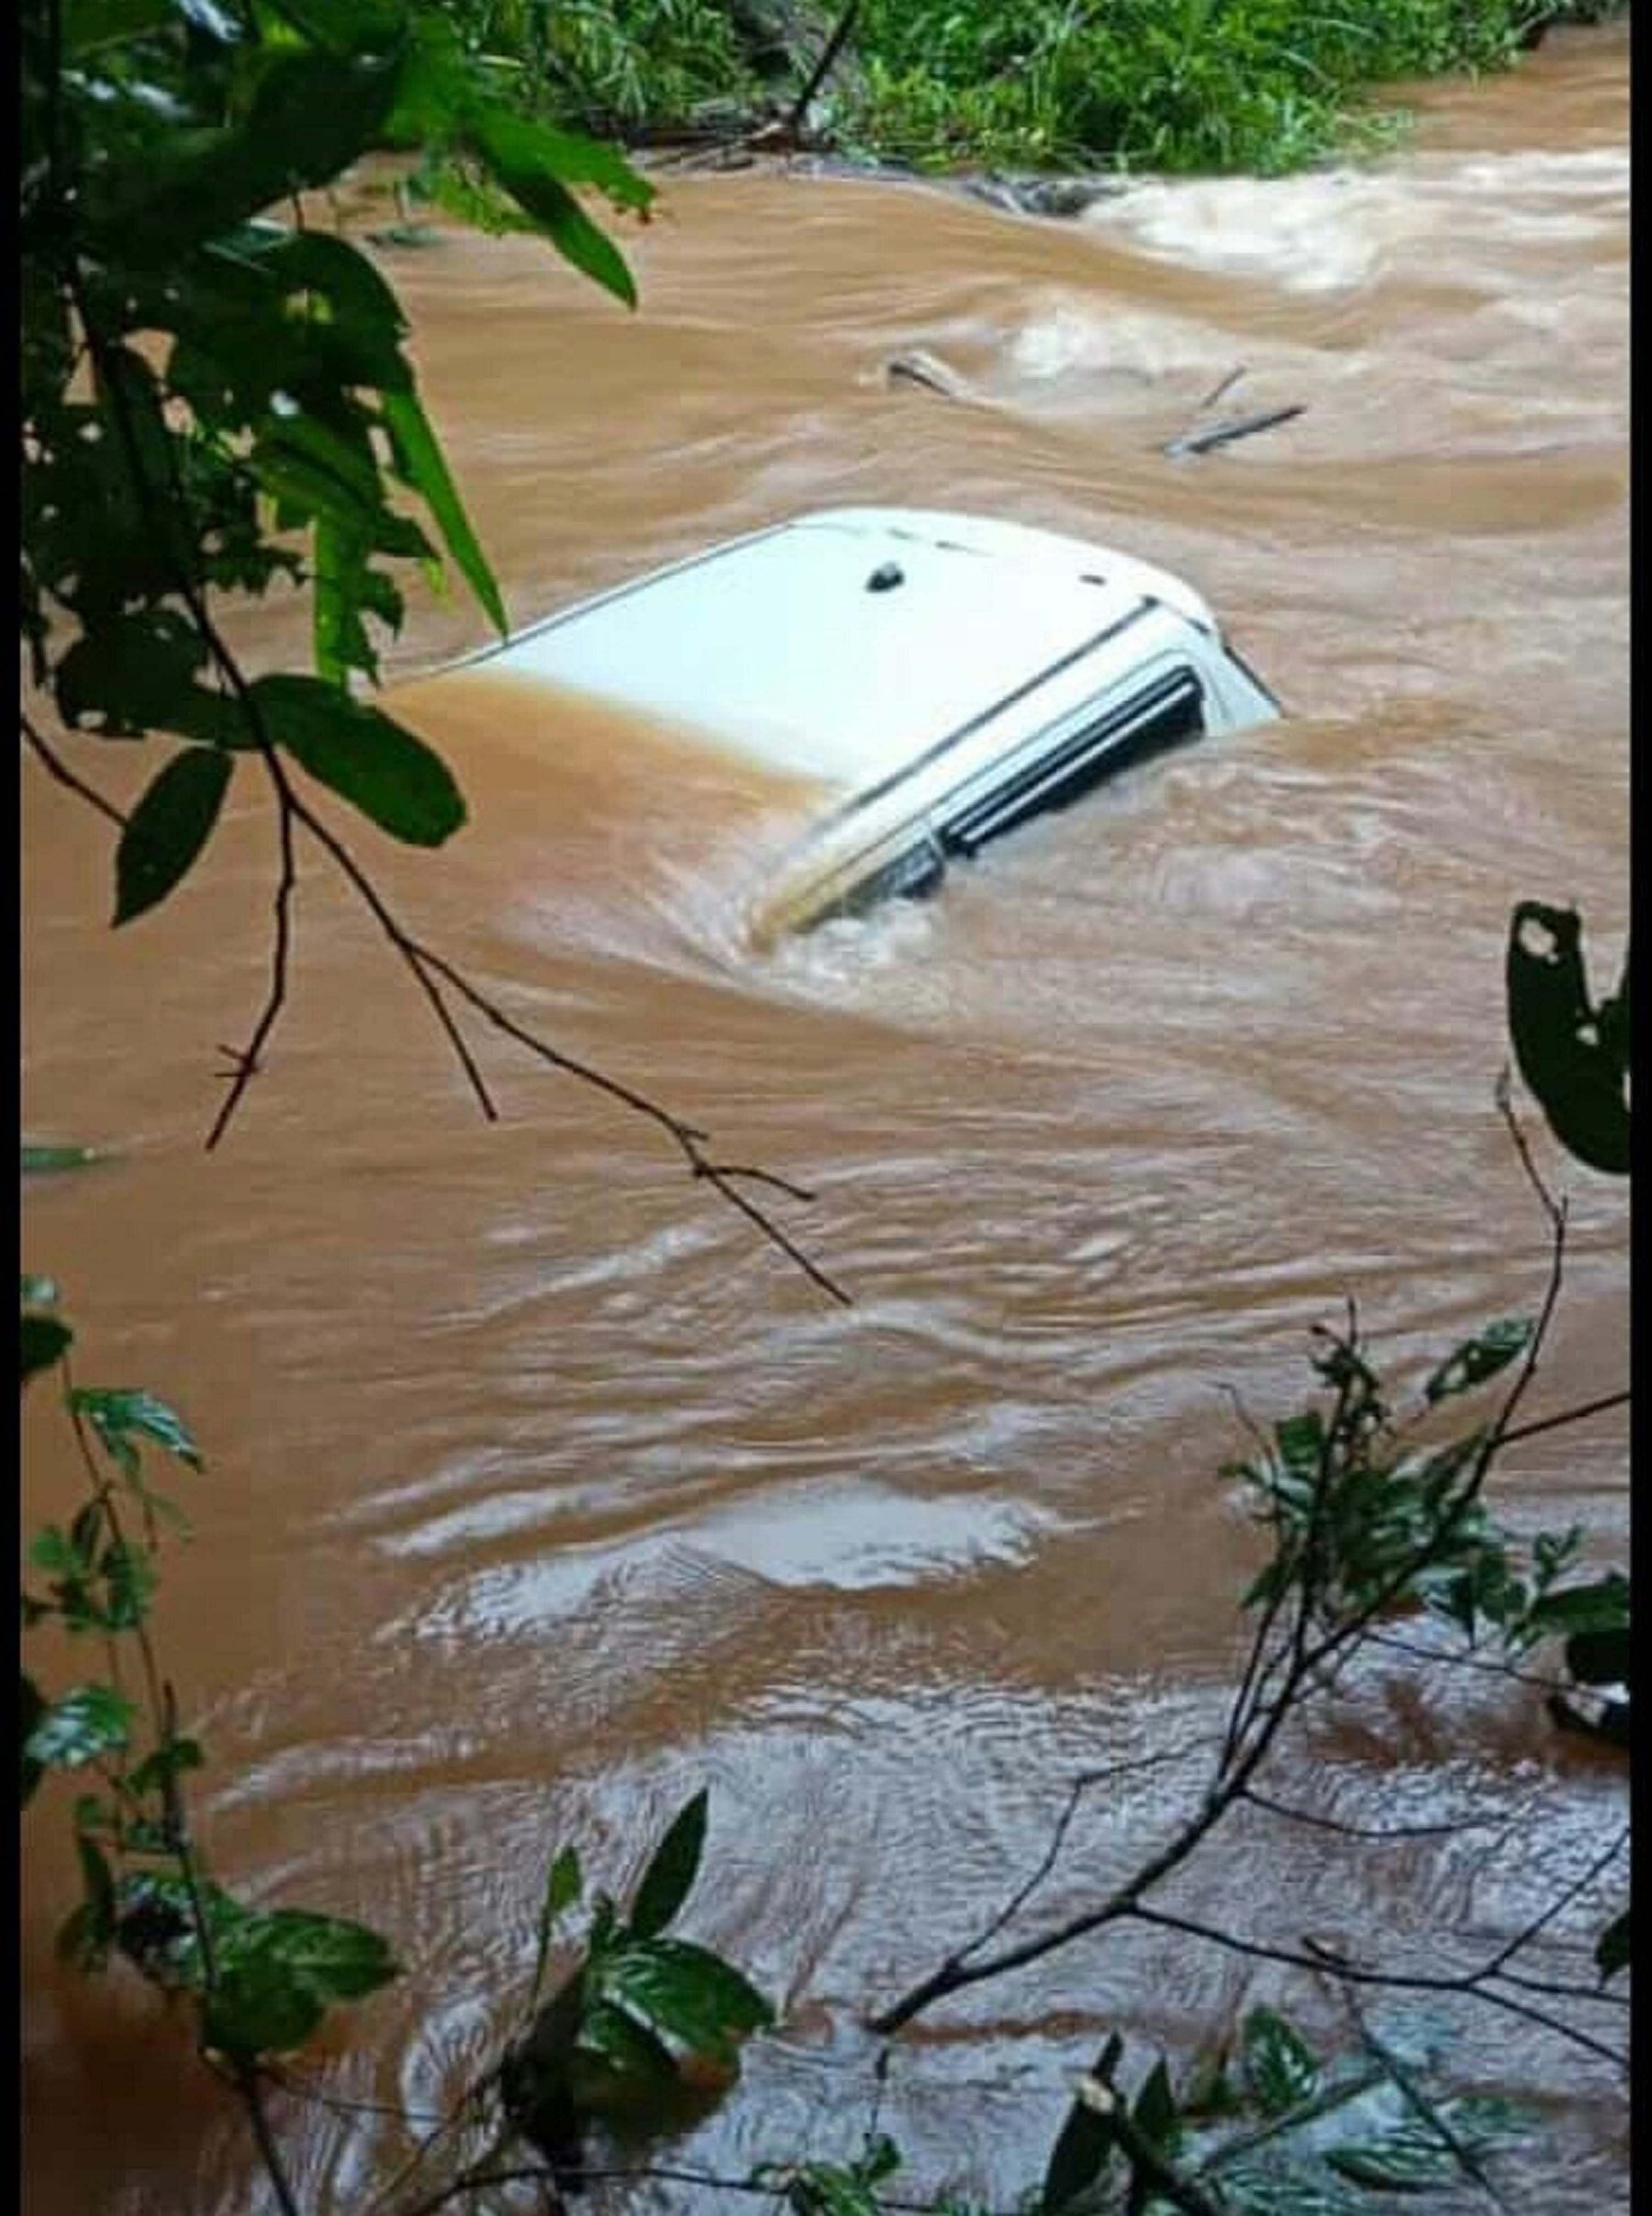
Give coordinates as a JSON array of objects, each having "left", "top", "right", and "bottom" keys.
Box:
[{"left": 22, "top": 24, "right": 1630, "bottom": 2214}]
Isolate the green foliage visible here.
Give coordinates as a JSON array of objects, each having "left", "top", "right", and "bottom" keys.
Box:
[
  {"left": 22, "top": 1284, "right": 402, "bottom": 2071},
  {"left": 1041, "top": 2033, "right": 1124, "bottom": 2211},
  {"left": 24, "top": 1684, "right": 138, "bottom": 1770},
  {"left": 1422, "top": 1317, "right": 1532, "bottom": 1405},
  {"left": 436, "top": 0, "right": 762, "bottom": 135},
  {"left": 772, "top": 2134, "right": 903, "bottom": 2216},
  {"left": 114, "top": 748, "right": 235, "bottom": 925},
  {"left": 1242, "top": 2005, "right": 1321, "bottom": 2116},
  {"left": 1032, "top": 2013, "right": 1531, "bottom": 2216},
  {"left": 23, "top": 0, "right": 651, "bottom": 925},
  {"left": 502, "top": 1791, "right": 772, "bottom": 2166},
  {"left": 839, "top": 0, "right": 1535, "bottom": 174},
  {"left": 1227, "top": 1315, "right": 1620, "bottom": 1663}
]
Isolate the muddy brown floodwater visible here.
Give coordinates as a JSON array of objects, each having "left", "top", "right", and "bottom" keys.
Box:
[{"left": 22, "top": 23, "right": 1629, "bottom": 2214}]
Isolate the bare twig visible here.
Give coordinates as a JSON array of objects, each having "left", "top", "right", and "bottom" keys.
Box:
[
  {"left": 20, "top": 712, "right": 129, "bottom": 830},
  {"left": 1194, "top": 364, "right": 1248, "bottom": 414},
  {"left": 1476, "top": 1825, "right": 1628, "bottom": 1982},
  {"left": 1119, "top": 1908, "right": 1627, "bottom": 2068},
  {"left": 1162, "top": 404, "right": 1304, "bottom": 459},
  {"left": 874, "top": 1135, "right": 1580, "bottom": 2034},
  {"left": 1497, "top": 1388, "right": 1629, "bottom": 1451},
  {"left": 65, "top": 274, "right": 847, "bottom": 1304},
  {"left": 1335, "top": 1981, "right": 1512, "bottom": 2211},
  {"left": 955, "top": 1739, "right": 1222, "bottom": 1968},
  {"left": 206, "top": 770, "right": 299, "bottom": 1149},
  {"left": 787, "top": 0, "right": 862, "bottom": 136},
  {"left": 1239, "top": 1784, "right": 1500, "bottom": 1843}
]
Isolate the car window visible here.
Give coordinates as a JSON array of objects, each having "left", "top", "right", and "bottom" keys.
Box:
[{"left": 938, "top": 665, "right": 1205, "bottom": 858}]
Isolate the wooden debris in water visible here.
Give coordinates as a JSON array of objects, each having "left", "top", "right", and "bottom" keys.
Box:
[
  {"left": 1162, "top": 403, "right": 1305, "bottom": 459},
  {"left": 883, "top": 347, "right": 971, "bottom": 400}
]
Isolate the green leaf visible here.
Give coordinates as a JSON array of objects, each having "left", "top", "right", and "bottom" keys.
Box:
[
  {"left": 1324, "top": 2127, "right": 1463, "bottom": 2191},
  {"left": 22, "top": 1314, "right": 73, "bottom": 1383},
  {"left": 1241, "top": 2007, "right": 1320, "bottom": 2116},
  {"left": 1132, "top": 2056, "right": 1179, "bottom": 2150},
  {"left": 88, "top": 50, "right": 406, "bottom": 264},
  {"left": 21, "top": 1274, "right": 60, "bottom": 1306},
  {"left": 1423, "top": 1317, "right": 1533, "bottom": 1404},
  {"left": 251, "top": 674, "right": 465, "bottom": 846},
  {"left": 99, "top": 1538, "right": 159, "bottom": 1629},
  {"left": 1528, "top": 1573, "right": 1630, "bottom": 1637},
  {"left": 22, "top": 1143, "right": 101, "bottom": 1174},
  {"left": 1564, "top": 1625, "right": 1630, "bottom": 1688},
  {"left": 25, "top": 1684, "right": 137, "bottom": 1769},
  {"left": 531, "top": 1841, "right": 581, "bottom": 2004},
  {"left": 59, "top": 1831, "right": 119, "bottom": 1968},
  {"left": 470, "top": 109, "right": 652, "bottom": 214},
  {"left": 786, "top": 2166, "right": 882, "bottom": 2216},
  {"left": 114, "top": 746, "right": 234, "bottom": 926},
  {"left": 594, "top": 1936, "right": 771, "bottom": 2067},
  {"left": 630, "top": 1788, "right": 709, "bottom": 1941},
  {"left": 380, "top": 386, "right": 507, "bottom": 635},
  {"left": 1595, "top": 1909, "right": 1629, "bottom": 1982},
  {"left": 1507, "top": 902, "right": 1630, "bottom": 1175},
  {"left": 127, "top": 1736, "right": 205, "bottom": 1795},
  {"left": 570, "top": 1998, "right": 678, "bottom": 2094},
  {"left": 22, "top": 1675, "right": 47, "bottom": 1807},
  {"left": 1041, "top": 2034, "right": 1123, "bottom": 2212},
  {"left": 469, "top": 107, "right": 639, "bottom": 307},
  {"left": 202, "top": 1907, "right": 400, "bottom": 2059},
  {"left": 63, "top": 0, "right": 177, "bottom": 56},
  {"left": 54, "top": 609, "right": 217, "bottom": 740},
  {"left": 70, "top": 1387, "right": 203, "bottom": 1472}
]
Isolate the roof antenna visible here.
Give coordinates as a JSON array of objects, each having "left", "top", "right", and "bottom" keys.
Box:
[{"left": 866, "top": 561, "right": 904, "bottom": 593}]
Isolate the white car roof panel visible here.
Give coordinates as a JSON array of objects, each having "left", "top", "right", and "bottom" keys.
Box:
[{"left": 467, "top": 509, "right": 1215, "bottom": 792}]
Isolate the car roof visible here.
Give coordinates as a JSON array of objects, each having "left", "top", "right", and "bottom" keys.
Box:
[{"left": 458, "top": 508, "right": 1218, "bottom": 792}]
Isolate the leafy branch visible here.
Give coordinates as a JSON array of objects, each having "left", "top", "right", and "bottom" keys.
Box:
[
  {"left": 872, "top": 1108, "right": 1624, "bottom": 2045},
  {"left": 23, "top": 0, "right": 847, "bottom": 1306}
]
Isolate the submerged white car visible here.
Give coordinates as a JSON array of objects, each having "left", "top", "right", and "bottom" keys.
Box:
[{"left": 451, "top": 508, "right": 1279, "bottom": 938}]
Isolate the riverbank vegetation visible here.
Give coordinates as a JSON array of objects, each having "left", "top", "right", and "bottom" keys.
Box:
[
  {"left": 441, "top": 0, "right": 1629, "bottom": 174},
  {"left": 22, "top": 2, "right": 1627, "bottom": 2211}
]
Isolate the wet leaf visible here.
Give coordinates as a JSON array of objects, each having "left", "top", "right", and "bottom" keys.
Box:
[
  {"left": 1041, "top": 2033, "right": 1122, "bottom": 2212},
  {"left": 201, "top": 1906, "right": 400, "bottom": 2059},
  {"left": 1132, "top": 2055, "right": 1179, "bottom": 2149},
  {"left": 25, "top": 1684, "right": 137, "bottom": 1769},
  {"left": 70, "top": 1387, "right": 203, "bottom": 1472},
  {"left": 252, "top": 674, "right": 465, "bottom": 847},
  {"left": 630, "top": 1788, "right": 709, "bottom": 1940},
  {"left": 595, "top": 1935, "right": 771, "bottom": 2067},
  {"left": 1507, "top": 902, "right": 1630, "bottom": 1175},
  {"left": 1564, "top": 1624, "right": 1630, "bottom": 1688},
  {"left": 1242, "top": 2007, "right": 1320, "bottom": 2116},
  {"left": 1423, "top": 1317, "right": 1533, "bottom": 1404},
  {"left": 21, "top": 1675, "right": 47, "bottom": 1806},
  {"left": 114, "top": 745, "right": 234, "bottom": 925},
  {"left": 22, "top": 1314, "right": 73, "bottom": 1383},
  {"left": 570, "top": 1998, "right": 678, "bottom": 2093},
  {"left": 469, "top": 107, "right": 638, "bottom": 306},
  {"left": 1324, "top": 2127, "right": 1462, "bottom": 2191},
  {"left": 1595, "top": 1909, "right": 1629, "bottom": 1982},
  {"left": 1528, "top": 1572, "right": 1630, "bottom": 1637},
  {"left": 127, "top": 1736, "right": 204, "bottom": 1796},
  {"left": 531, "top": 1841, "right": 581, "bottom": 2004},
  {"left": 381, "top": 386, "right": 507, "bottom": 634}
]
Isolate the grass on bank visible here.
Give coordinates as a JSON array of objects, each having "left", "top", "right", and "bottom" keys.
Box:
[{"left": 446, "top": 0, "right": 1625, "bottom": 175}]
